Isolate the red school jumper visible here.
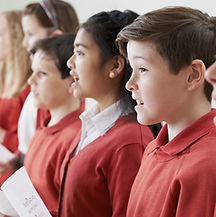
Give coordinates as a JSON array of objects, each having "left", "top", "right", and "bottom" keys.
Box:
[
  {"left": 127, "top": 109, "right": 216, "bottom": 217},
  {"left": 58, "top": 113, "right": 154, "bottom": 217},
  {"left": 24, "top": 103, "right": 84, "bottom": 217},
  {"left": 0, "top": 85, "right": 30, "bottom": 185}
]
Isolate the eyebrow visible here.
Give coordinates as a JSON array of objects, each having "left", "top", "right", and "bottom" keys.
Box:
[
  {"left": 74, "top": 43, "right": 88, "bottom": 49},
  {"left": 133, "top": 55, "right": 147, "bottom": 60}
]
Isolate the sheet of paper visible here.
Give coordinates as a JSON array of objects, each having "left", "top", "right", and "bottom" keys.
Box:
[
  {"left": 0, "top": 143, "right": 15, "bottom": 163},
  {"left": 0, "top": 190, "right": 18, "bottom": 217},
  {"left": 1, "top": 166, "right": 52, "bottom": 217}
]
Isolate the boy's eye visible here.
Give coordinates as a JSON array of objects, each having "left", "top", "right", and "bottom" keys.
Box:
[{"left": 39, "top": 71, "right": 47, "bottom": 76}]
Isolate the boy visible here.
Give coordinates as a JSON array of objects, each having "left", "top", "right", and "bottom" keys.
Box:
[
  {"left": 23, "top": 33, "right": 83, "bottom": 216},
  {"left": 116, "top": 6, "right": 216, "bottom": 217}
]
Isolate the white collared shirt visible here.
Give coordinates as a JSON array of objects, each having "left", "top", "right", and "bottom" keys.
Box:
[{"left": 74, "top": 100, "right": 131, "bottom": 155}]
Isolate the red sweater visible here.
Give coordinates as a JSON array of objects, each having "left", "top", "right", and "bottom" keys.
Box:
[
  {"left": 0, "top": 85, "right": 30, "bottom": 152},
  {"left": 0, "top": 85, "right": 30, "bottom": 185},
  {"left": 24, "top": 104, "right": 84, "bottom": 217},
  {"left": 127, "top": 109, "right": 216, "bottom": 217},
  {"left": 59, "top": 113, "right": 154, "bottom": 217}
]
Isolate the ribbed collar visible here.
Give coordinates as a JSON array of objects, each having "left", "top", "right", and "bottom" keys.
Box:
[
  {"left": 147, "top": 109, "right": 216, "bottom": 157},
  {"left": 41, "top": 101, "right": 84, "bottom": 135}
]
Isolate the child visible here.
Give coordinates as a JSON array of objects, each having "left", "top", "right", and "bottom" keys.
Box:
[
  {"left": 19, "top": 0, "right": 79, "bottom": 156},
  {"left": 23, "top": 33, "right": 83, "bottom": 216},
  {"left": 206, "top": 60, "right": 216, "bottom": 100},
  {"left": 0, "top": 10, "right": 31, "bottom": 185},
  {"left": 0, "top": 0, "right": 80, "bottom": 177},
  {"left": 58, "top": 10, "right": 156, "bottom": 217},
  {"left": 116, "top": 6, "right": 216, "bottom": 217}
]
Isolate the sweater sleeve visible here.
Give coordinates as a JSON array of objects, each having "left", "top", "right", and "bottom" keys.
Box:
[{"left": 107, "top": 143, "right": 144, "bottom": 217}]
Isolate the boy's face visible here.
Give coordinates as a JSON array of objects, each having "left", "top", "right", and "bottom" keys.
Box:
[
  {"left": 206, "top": 61, "right": 216, "bottom": 100},
  {"left": 126, "top": 40, "right": 188, "bottom": 125},
  {"left": 29, "top": 51, "right": 73, "bottom": 110}
]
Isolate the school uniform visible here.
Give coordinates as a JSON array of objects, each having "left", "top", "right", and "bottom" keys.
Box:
[
  {"left": 127, "top": 109, "right": 216, "bottom": 217},
  {"left": 0, "top": 85, "right": 30, "bottom": 185},
  {"left": 58, "top": 101, "right": 154, "bottom": 217},
  {"left": 18, "top": 92, "right": 50, "bottom": 155},
  {"left": 0, "top": 85, "right": 30, "bottom": 152},
  {"left": 24, "top": 103, "right": 84, "bottom": 217}
]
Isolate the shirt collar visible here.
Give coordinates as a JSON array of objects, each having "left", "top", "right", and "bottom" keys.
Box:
[
  {"left": 147, "top": 109, "right": 216, "bottom": 156},
  {"left": 80, "top": 100, "right": 123, "bottom": 136}
]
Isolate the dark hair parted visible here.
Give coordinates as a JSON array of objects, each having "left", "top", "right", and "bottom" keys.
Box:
[
  {"left": 23, "top": 0, "right": 79, "bottom": 33},
  {"left": 31, "top": 33, "right": 75, "bottom": 79},
  {"left": 81, "top": 10, "right": 139, "bottom": 111},
  {"left": 117, "top": 6, "right": 216, "bottom": 102}
]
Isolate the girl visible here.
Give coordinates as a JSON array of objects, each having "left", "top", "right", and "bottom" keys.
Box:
[
  {"left": 0, "top": 10, "right": 31, "bottom": 185},
  {"left": 0, "top": 0, "right": 80, "bottom": 177},
  {"left": 58, "top": 10, "right": 156, "bottom": 217},
  {"left": 19, "top": 0, "right": 79, "bottom": 155}
]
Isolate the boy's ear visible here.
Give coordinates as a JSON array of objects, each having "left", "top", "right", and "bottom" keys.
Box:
[
  {"left": 186, "top": 59, "right": 206, "bottom": 91},
  {"left": 49, "top": 29, "right": 63, "bottom": 37},
  {"left": 109, "top": 55, "right": 125, "bottom": 79}
]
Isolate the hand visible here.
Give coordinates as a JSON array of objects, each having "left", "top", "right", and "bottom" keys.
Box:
[{"left": 0, "top": 155, "right": 20, "bottom": 175}]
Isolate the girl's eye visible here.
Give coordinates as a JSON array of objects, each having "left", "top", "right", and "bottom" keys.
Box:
[
  {"left": 75, "top": 50, "right": 84, "bottom": 56},
  {"left": 138, "top": 67, "right": 148, "bottom": 73}
]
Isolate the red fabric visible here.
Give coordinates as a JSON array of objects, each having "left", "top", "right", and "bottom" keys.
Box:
[
  {"left": 36, "top": 108, "right": 50, "bottom": 129},
  {"left": 0, "top": 85, "right": 30, "bottom": 186},
  {"left": 59, "top": 113, "right": 154, "bottom": 217},
  {"left": 127, "top": 109, "right": 216, "bottom": 217},
  {"left": 0, "top": 85, "right": 30, "bottom": 152},
  {"left": 24, "top": 105, "right": 83, "bottom": 217}
]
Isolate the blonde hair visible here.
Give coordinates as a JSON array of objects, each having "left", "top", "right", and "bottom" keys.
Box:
[{"left": 0, "top": 10, "right": 31, "bottom": 98}]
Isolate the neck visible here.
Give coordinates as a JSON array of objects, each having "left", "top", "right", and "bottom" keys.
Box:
[
  {"left": 167, "top": 99, "right": 211, "bottom": 141},
  {"left": 48, "top": 98, "right": 81, "bottom": 126}
]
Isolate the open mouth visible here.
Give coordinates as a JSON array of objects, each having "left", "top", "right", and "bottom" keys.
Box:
[{"left": 136, "top": 99, "right": 144, "bottom": 105}]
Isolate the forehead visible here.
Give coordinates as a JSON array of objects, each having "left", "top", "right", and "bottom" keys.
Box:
[
  {"left": 127, "top": 40, "right": 159, "bottom": 62},
  {"left": 32, "top": 51, "right": 53, "bottom": 66},
  {"left": 0, "top": 16, "right": 7, "bottom": 31},
  {"left": 74, "top": 28, "right": 99, "bottom": 50}
]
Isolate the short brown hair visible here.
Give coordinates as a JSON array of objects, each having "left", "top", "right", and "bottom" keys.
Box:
[{"left": 117, "top": 6, "right": 216, "bottom": 102}]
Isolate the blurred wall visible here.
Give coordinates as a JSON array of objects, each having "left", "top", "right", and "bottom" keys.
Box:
[
  {"left": 1, "top": 0, "right": 215, "bottom": 108},
  {"left": 0, "top": 0, "right": 215, "bottom": 23}
]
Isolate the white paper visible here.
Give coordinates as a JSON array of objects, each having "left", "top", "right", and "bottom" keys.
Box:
[
  {"left": 1, "top": 166, "right": 52, "bottom": 217},
  {"left": 0, "top": 143, "right": 15, "bottom": 163},
  {"left": 0, "top": 190, "right": 18, "bottom": 217}
]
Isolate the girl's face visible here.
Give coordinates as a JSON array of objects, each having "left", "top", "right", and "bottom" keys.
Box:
[
  {"left": 126, "top": 40, "right": 189, "bottom": 125},
  {"left": 206, "top": 61, "right": 216, "bottom": 100},
  {"left": 22, "top": 14, "right": 50, "bottom": 52},
  {"left": 28, "top": 51, "right": 73, "bottom": 110},
  {"left": 0, "top": 16, "right": 8, "bottom": 61},
  {"left": 67, "top": 28, "right": 113, "bottom": 102}
]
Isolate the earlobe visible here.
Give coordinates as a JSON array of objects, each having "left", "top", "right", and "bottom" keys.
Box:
[
  {"left": 49, "top": 29, "right": 63, "bottom": 37},
  {"left": 187, "top": 59, "right": 205, "bottom": 91},
  {"left": 109, "top": 56, "right": 125, "bottom": 79}
]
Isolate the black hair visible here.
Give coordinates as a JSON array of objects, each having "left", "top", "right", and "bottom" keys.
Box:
[
  {"left": 81, "top": 10, "right": 139, "bottom": 112},
  {"left": 31, "top": 33, "right": 75, "bottom": 79}
]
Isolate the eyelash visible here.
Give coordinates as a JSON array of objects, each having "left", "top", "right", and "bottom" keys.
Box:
[
  {"left": 75, "top": 50, "right": 84, "bottom": 56},
  {"left": 40, "top": 71, "right": 47, "bottom": 76},
  {"left": 138, "top": 67, "right": 147, "bottom": 73}
]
